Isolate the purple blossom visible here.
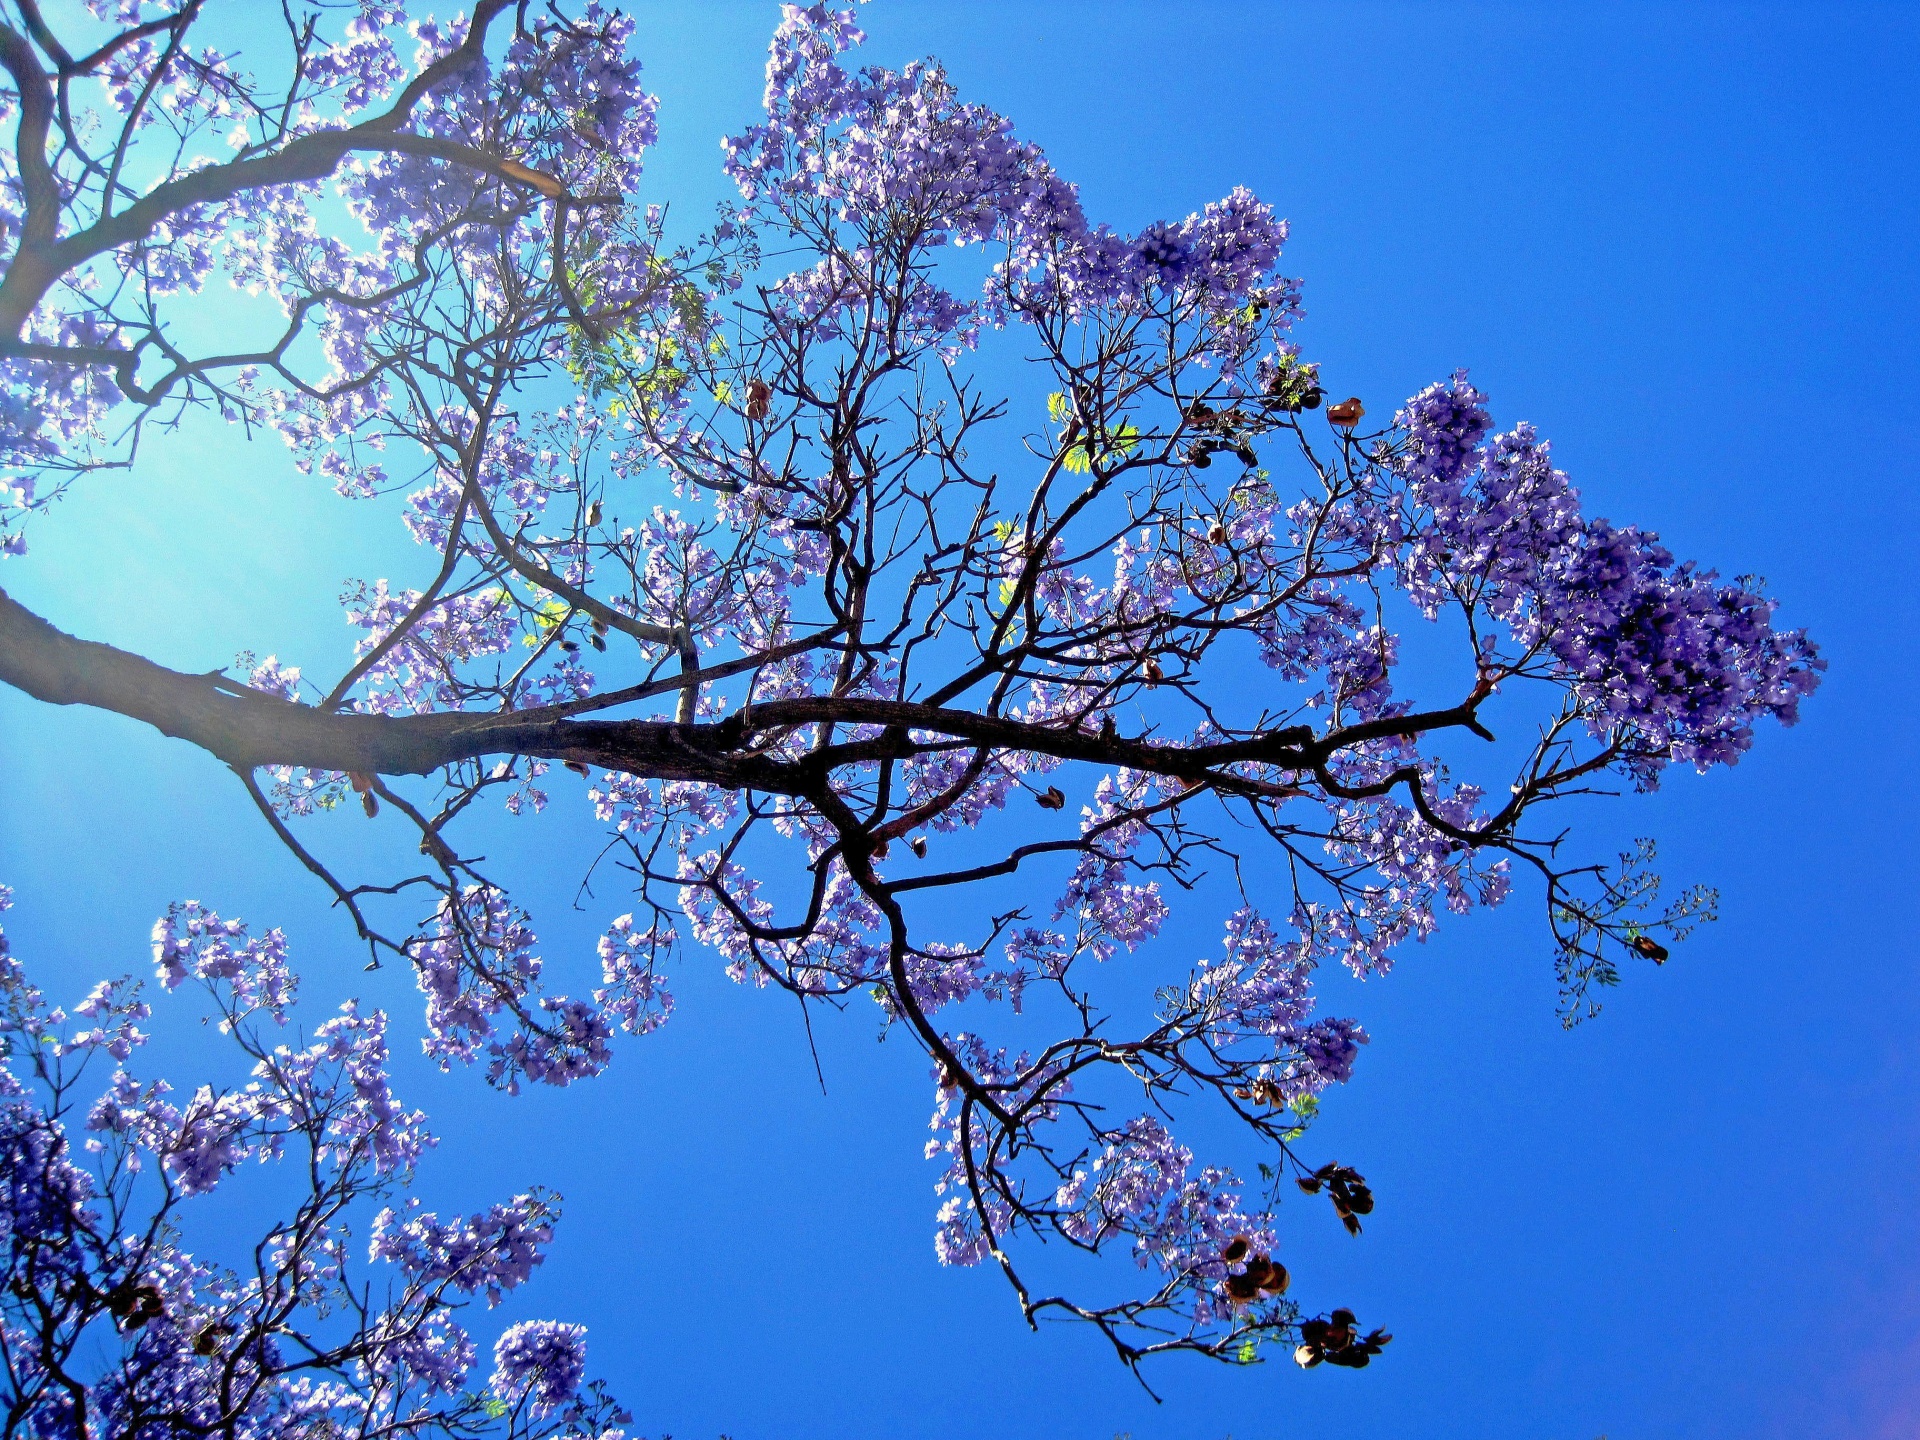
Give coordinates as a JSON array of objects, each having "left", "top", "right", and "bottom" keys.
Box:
[{"left": 490, "top": 1320, "right": 588, "bottom": 1411}]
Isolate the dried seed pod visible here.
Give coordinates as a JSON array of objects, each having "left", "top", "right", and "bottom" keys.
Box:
[
  {"left": 589, "top": 633, "right": 606, "bottom": 651},
  {"left": 1631, "top": 935, "right": 1670, "bottom": 963},
  {"left": 1326, "top": 1309, "right": 1357, "bottom": 1345},
  {"left": 1297, "top": 1175, "right": 1323, "bottom": 1195},
  {"left": 347, "top": 771, "right": 374, "bottom": 794},
  {"left": 1294, "top": 1344, "right": 1324, "bottom": 1369},
  {"left": 1036, "top": 786, "right": 1066, "bottom": 810},
  {"left": 1326, "top": 397, "right": 1366, "bottom": 428},
  {"left": 1225, "top": 1271, "right": 1262, "bottom": 1303},
  {"left": 1258, "top": 1259, "right": 1290, "bottom": 1295},
  {"left": 909, "top": 835, "right": 928, "bottom": 858},
  {"left": 1207, "top": 520, "right": 1227, "bottom": 545},
  {"left": 1221, "top": 1235, "right": 1252, "bottom": 1265},
  {"left": 121, "top": 1285, "right": 164, "bottom": 1329},
  {"left": 361, "top": 790, "right": 379, "bottom": 819},
  {"left": 587, "top": 500, "right": 602, "bottom": 526},
  {"left": 1301, "top": 387, "right": 1323, "bottom": 409},
  {"left": 563, "top": 760, "right": 590, "bottom": 777},
  {"left": 1186, "top": 442, "right": 1215, "bottom": 468},
  {"left": 745, "top": 377, "right": 772, "bottom": 420},
  {"left": 1340, "top": 1211, "right": 1363, "bottom": 1236},
  {"left": 498, "top": 157, "right": 565, "bottom": 198},
  {"left": 192, "top": 1322, "right": 234, "bottom": 1356},
  {"left": 592, "top": 617, "right": 609, "bottom": 636},
  {"left": 1143, "top": 656, "right": 1164, "bottom": 684}
]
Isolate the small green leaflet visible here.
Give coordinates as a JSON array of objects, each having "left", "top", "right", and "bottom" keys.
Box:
[{"left": 1061, "top": 422, "right": 1140, "bottom": 474}]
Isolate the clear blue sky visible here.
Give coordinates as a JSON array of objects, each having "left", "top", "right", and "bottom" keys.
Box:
[{"left": 2, "top": 3, "right": 1917, "bottom": 1437}]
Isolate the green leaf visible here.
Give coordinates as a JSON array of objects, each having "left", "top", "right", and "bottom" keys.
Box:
[
  {"left": 1046, "top": 391, "right": 1070, "bottom": 423},
  {"left": 524, "top": 598, "right": 571, "bottom": 648}
]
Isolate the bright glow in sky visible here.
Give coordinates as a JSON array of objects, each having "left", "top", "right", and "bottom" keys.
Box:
[{"left": 2, "top": 4, "right": 1916, "bottom": 1437}]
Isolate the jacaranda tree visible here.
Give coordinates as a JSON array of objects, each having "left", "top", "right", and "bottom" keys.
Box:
[{"left": 0, "top": 0, "right": 1824, "bottom": 1423}]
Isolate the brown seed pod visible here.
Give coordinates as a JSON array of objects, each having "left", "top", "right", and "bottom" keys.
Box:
[
  {"left": 125, "top": 1285, "right": 164, "bottom": 1328},
  {"left": 587, "top": 500, "right": 602, "bottom": 526},
  {"left": 1296, "top": 1175, "right": 1323, "bottom": 1195},
  {"left": 1207, "top": 520, "right": 1227, "bottom": 545},
  {"left": 1632, "top": 935, "right": 1670, "bottom": 963},
  {"left": 1340, "top": 1211, "right": 1363, "bottom": 1236},
  {"left": 1143, "top": 656, "right": 1164, "bottom": 684},
  {"left": 1221, "top": 1235, "right": 1252, "bottom": 1265},
  {"left": 909, "top": 835, "right": 927, "bottom": 858},
  {"left": 1326, "top": 397, "right": 1366, "bottom": 428},
  {"left": 497, "top": 157, "right": 565, "bottom": 198},
  {"left": 347, "top": 771, "right": 374, "bottom": 794},
  {"left": 1035, "top": 786, "right": 1066, "bottom": 810},
  {"left": 563, "top": 760, "right": 590, "bottom": 777},
  {"left": 361, "top": 790, "right": 379, "bottom": 819},
  {"left": 745, "top": 377, "right": 772, "bottom": 421},
  {"left": 1258, "top": 1260, "right": 1290, "bottom": 1295},
  {"left": 1225, "top": 1271, "right": 1262, "bottom": 1303},
  {"left": 1294, "top": 1344, "right": 1324, "bottom": 1369}
]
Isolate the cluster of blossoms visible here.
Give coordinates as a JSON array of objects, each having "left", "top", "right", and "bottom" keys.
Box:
[
  {"left": 1391, "top": 371, "right": 1822, "bottom": 783},
  {"left": 0, "top": 885, "right": 624, "bottom": 1437}
]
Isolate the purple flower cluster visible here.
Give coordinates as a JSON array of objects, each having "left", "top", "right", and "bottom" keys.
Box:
[
  {"left": 1393, "top": 381, "right": 1825, "bottom": 781},
  {"left": 0, "top": 887, "right": 617, "bottom": 1434},
  {"left": 370, "top": 1191, "right": 556, "bottom": 1307},
  {"left": 491, "top": 1319, "right": 588, "bottom": 1411}
]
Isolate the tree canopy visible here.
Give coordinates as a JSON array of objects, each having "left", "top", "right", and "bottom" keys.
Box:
[{"left": 0, "top": 1, "right": 1824, "bottom": 1431}]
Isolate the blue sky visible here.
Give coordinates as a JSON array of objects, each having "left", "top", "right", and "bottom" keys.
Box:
[{"left": 2, "top": 3, "right": 1918, "bottom": 1437}]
